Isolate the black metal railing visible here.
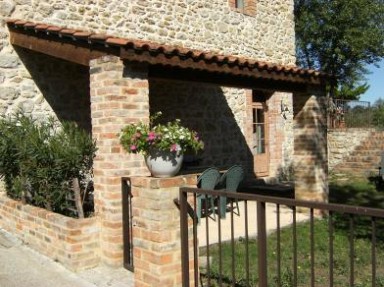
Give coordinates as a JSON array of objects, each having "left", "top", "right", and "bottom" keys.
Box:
[
  {"left": 178, "top": 187, "right": 384, "bottom": 287},
  {"left": 122, "top": 177, "right": 134, "bottom": 271}
]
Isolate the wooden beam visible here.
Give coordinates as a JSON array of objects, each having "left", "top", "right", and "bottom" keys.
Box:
[{"left": 9, "top": 30, "right": 116, "bottom": 66}]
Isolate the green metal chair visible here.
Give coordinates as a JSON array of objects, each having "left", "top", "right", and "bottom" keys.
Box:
[
  {"left": 196, "top": 167, "right": 221, "bottom": 222},
  {"left": 217, "top": 165, "right": 244, "bottom": 219}
]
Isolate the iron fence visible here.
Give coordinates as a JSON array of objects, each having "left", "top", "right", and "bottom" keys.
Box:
[{"left": 178, "top": 187, "right": 384, "bottom": 287}]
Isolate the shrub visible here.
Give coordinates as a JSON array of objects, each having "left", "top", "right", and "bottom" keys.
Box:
[{"left": 0, "top": 112, "right": 97, "bottom": 217}]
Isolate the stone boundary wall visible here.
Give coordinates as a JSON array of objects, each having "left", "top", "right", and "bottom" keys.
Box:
[
  {"left": 0, "top": 192, "right": 100, "bottom": 272},
  {"left": 327, "top": 128, "right": 372, "bottom": 170}
]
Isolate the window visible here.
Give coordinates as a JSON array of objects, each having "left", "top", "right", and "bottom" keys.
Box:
[
  {"left": 229, "top": 0, "right": 256, "bottom": 16},
  {"left": 252, "top": 107, "right": 265, "bottom": 154}
]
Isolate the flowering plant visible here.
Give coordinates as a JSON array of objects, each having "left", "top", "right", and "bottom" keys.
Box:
[{"left": 119, "top": 112, "right": 204, "bottom": 156}]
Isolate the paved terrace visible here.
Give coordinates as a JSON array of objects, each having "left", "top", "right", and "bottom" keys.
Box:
[{"left": 198, "top": 200, "right": 310, "bottom": 246}]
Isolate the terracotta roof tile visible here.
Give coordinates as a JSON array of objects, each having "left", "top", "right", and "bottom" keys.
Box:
[
  {"left": 89, "top": 34, "right": 110, "bottom": 42},
  {"left": 106, "top": 37, "right": 130, "bottom": 46},
  {"left": 13, "top": 20, "right": 27, "bottom": 26},
  {"left": 6, "top": 19, "right": 329, "bottom": 83},
  {"left": 32, "top": 24, "right": 46, "bottom": 31},
  {"left": 73, "top": 31, "right": 93, "bottom": 39},
  {"left": 46, "top": 26, "right": 62, "bottom": 33},
  {"left": 24, "top": 22, "right": 37, "bottom": 29},
  {"left": 60, "top": 29, "right": 78, "bottom": 36}
]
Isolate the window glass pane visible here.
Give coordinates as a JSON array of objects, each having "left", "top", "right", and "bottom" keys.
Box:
[
  {"left": 257, "top": 109, "right": 264, "bottom": 123},
  {"left": 235, "top": 0, "right": 244, "bottom": 9},
  {"left": 252, "top": 108, "right": 265, "bottom": 154}
]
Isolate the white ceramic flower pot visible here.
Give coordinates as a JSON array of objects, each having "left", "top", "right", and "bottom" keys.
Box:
[{"left": 145, "top": 149, "right": 184, "bottom": 178}]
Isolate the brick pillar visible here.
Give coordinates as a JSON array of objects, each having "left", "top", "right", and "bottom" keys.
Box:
[
  {"left": 130, "top": 175, "right": 196, "bottom": 287},
  {"left": 90, "top": 56, "right": 150, "bottom": 266},
  {"left": 294, "top": 94, "right": 328, "bottom": 202}
]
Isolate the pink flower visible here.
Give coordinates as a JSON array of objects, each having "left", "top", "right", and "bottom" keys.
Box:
[
  {"left": 130, "top": 145, "right": 137, "bottom": 151},
  {"left": 147, "top": 131, "right": 156, "bottom": 141},
  {"left": 170, "top": 144, "right": 178, "bottom": 152}
]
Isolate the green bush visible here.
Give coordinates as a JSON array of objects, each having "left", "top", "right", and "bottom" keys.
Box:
[{"left": 0, "top": 112, "right": 97, "bottom": 217}]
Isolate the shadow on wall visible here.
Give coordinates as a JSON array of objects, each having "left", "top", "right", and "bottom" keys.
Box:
[
  {"left": 149, "top": 78, "right": 255, "bottom": 178},
  {"left": 293, "top": 94, "right": 328, "bottom": 200},
  {"left": 13, "top": 47, "right": 91, "bottom": 133}
]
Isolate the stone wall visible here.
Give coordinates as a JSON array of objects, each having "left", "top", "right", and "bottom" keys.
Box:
[
  {"left": 149, "top": 79, "right": 294, "bottom": 178},
  {"left": 328, "top": 128, "right": 384, "bottom": 177},
  {"left": 0, "top": 192, "right": 100, "bottom": 272},
  {"left": 149, "top": 79, "right": 251, "bottom": 170},
  {"left": 0, "top": 0, "right": 295, "bottom": 118},
  {"left": 327, "top": 128, "right": 372, "bottom": 170},
  {"left": 2, "top": 0, "right": 295, "bottom": 62},
  {"left": 1, "top": 47, "right": 91, "bottom": 130}
]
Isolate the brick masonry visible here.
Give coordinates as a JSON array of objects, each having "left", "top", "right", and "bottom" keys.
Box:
[
  {"left": 90, "top": 56, "right": 151, "bottom": 267},
  {"left": 0, "top": 192, "right": 100, "bottom": 272},
  {"left": 294, "top": 93, "right": 328, "bottom": 202},
  {"left": 130, "top": 175, "right": 196, "bottom": 287}
]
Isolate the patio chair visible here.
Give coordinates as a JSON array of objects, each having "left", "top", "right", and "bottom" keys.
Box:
[
  {"left": 196, "top": 167, "right": 221, "bottom": 222},
  {"left": 217, "top": 165, "right": 244, "bottom": 219}
]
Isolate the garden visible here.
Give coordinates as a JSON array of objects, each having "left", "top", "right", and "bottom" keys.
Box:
[{"left": 200, "top": 177, "right": 384, "bottom": 286}]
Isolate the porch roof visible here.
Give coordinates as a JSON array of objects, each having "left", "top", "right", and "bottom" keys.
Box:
[{"left": 7, "top": 19, "right": 328, "bottom": 90}]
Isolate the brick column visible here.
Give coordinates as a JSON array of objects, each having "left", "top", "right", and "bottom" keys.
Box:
[
  {"left": 90, "top": 56, "right": 150, "bottom": 266},
  {"left": 293, "top": 94, "right": 328, "bottom": 202},
  {"left": 130, "top": 175, "right": 196, "bottom": 287}
]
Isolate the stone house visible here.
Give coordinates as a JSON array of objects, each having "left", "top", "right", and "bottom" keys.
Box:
[{"left": 0, "top": 0, "right": 328, "bottom": 285}]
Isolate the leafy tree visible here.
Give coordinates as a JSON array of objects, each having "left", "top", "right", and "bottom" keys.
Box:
[
  {"left": 372, "top": 98, "right": 384, "bottom": 127},
  {"left": 333, "top": 82, "right": 369, "bottom": 100},
  {"left": 294, "top": 0, "right": 384, "bottom": 99}
]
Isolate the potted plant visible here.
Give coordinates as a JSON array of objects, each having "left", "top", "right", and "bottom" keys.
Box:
[{"left": 119, "top": 112, "right": 204, "bottom": 177}]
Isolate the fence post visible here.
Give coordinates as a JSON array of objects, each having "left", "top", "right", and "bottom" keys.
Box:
[
  {"left": 180, "top": 188, "right": 190, "bottom": 287},
  {"left": 121, "top": 178, "right": 133, "bottom": 271},
  {"left": 257, "top": 201, "right": 267, "bottom": 286}
]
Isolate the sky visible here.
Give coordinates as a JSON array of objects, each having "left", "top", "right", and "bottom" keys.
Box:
[{"left": 358, "top": 59, "right": 384, "bottom": 104}]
